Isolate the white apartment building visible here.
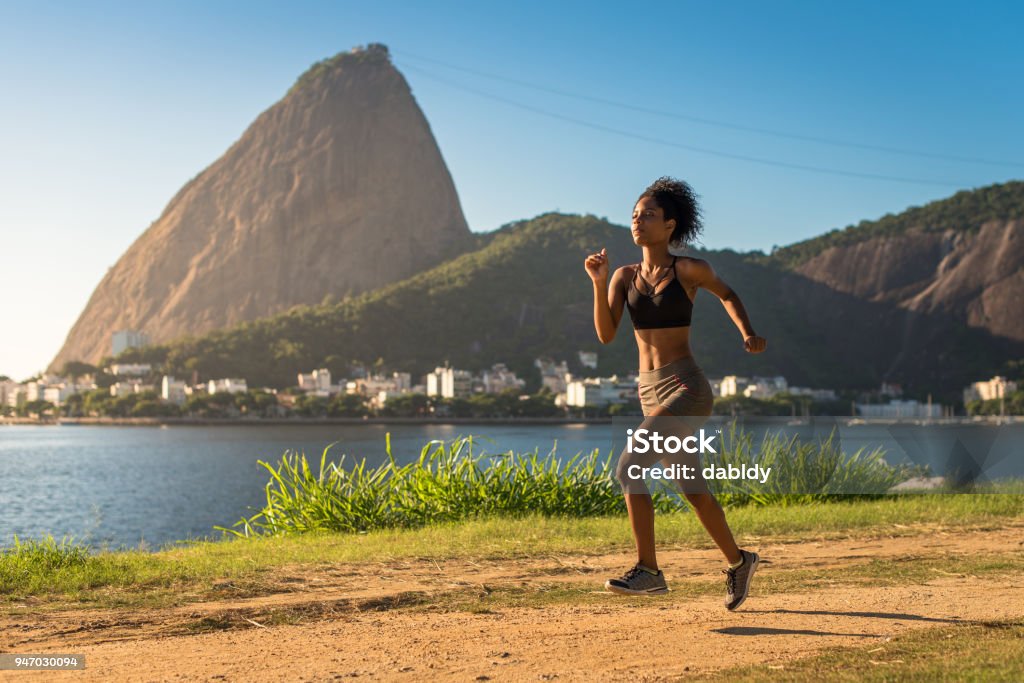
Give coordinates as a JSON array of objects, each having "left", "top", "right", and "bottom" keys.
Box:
[
  {"left": 347, "top": 372, "right": 412, "bottom": 397},
  {"left": 208, "top": 378, "right": 248, "bottom": 395},
  {"left": 390, "top": 372, "right": 412, "bottom": 392},
  {"left": 110, "top": 381, "right": 155, "bottom": 398},
  {"left": 3, "top": 382, "right": 26, "bottom": 409},
  {"left": 24, "top": 376, "right": 90, "bottom": 406},
  {"left": 161, "top": 376, "right": 188, "bottom": 405},
  {"left": 578, "top": 351, "right": 598, "bottom": 369},
  {"left": 742, "top": 376, "right": 789, "bottom": 400},
  {"left": 963, "top": 376, "right": 1018, "bottom": 405},
  {"left": 1, "top": 380, "right": 20, "bottom": 407},
  {"left": 298, "top": 368, "right": 336, "bottom": 394},
  {"left": 26, "top": 381, "right": 46, "bottom": 402},
  {"left": 719, "top": 376, "right": 750, "bottom": 398},
  {"left": 565, "top": 375, "right": 636, "bottom": 408},
  {"left": 481, "top": 363, "right": 525, "bottom": 394},
  {"left": 108, "top": 363, "right": 152, "bottom": 377},
  {"left": 43, "top": 384, "right": 85, "bottom": 407},
  {"left": 426, "top": 366, "right": 473, "bottom": 399},
  {"left": 535, "top": 358, "right": 570, "bottom": 394}
]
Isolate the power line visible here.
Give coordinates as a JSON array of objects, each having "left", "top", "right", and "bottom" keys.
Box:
[
  {"left": 399, "top": 63, "right": 970, "bottom": 188},
  {"left": 395, "top": 50, "right": 1023, "bottom": 169}
]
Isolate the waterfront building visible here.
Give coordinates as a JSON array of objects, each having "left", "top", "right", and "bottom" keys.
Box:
[
  {"left": 719, "top": 376, "right": 751, "bottom": 398},
  {"left": 565, "top": 375, "right": 636, "bottom": 408},
  {"left": 578, "top": 351, "right": 598, "bottom": 369},
  {"left": 0, "top": 380, "right": 18, "bottom": 407},
  {"left": 856, "top": 400, "right": 942, "bottom": 419},
  {"left": 535, "top": 357, "right": 570, "bottom": 394},
  {"left": 481, "top": 363, "right": 525, "bottom": 394},
  {"left": 963, "top": 376, "right": 1018, "bottom": 406},
  {"left": 426, "top": 366, "right": 473, "bottom": 399},
  {"left": 110, "top": 382, "right": 154, "bottom": 398},
  {"left": 207, "top": 378, "right": 248, "bottom": 395},
  {"left": 742, "top": 376, "right": 789, "bottom": 400},
  {"left": 298, "top": 368, "right": 336, "bottom": 395},
  {"left": 161, "top": 376, "right": 188, "bottom": 405},
  {"left": 3, "top": 383, "right": 26, "bottom": 409}
]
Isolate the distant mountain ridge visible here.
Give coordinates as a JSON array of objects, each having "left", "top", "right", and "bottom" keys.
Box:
[
  {"left": 771, "top": 181, "right": 1024, "bottom": 345},
  {"left": 114, "top": 183, "right": 1024, "bottom": 403},
  {"left": 49, "top": 44, "right": 471, "bottom": 371},
  {"left": 771, "top": 181, "right": 1024, "bottom": 267}
]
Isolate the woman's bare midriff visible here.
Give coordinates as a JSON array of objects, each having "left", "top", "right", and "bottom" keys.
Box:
[{"left": 634, "top": 327, "right": 694, "bottom": 372}]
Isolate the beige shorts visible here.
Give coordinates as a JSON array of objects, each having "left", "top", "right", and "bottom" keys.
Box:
[{"left": 637, "top": 356, "right": 715, "bottom": 418}]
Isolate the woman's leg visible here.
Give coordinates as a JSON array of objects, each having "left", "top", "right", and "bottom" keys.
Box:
[
  {"left": 625, "top": 491, "right": 658, "bottom": 570},
  {"left": 618, "top": 409, "right": 741, "bottom": 569},
  {"left": 616, "top": 405, "right": 675, "bottom": 571},
  {"left": 659, "top": 368, "right": 743, "bottom": 565},
  {"left": 683, "top": 491, "right": 741, "bottom": 565}
]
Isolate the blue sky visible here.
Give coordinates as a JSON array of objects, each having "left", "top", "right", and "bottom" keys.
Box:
[{"left": 1, "top": 0, "right": 1022, "bottom": 380}]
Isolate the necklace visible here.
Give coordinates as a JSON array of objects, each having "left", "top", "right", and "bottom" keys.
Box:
[
  {"left": 640, "top": 261, "right": 674, "bottom": 277},
  {"left": 636, "top": 260, "right": 675, "bottom": 296}
]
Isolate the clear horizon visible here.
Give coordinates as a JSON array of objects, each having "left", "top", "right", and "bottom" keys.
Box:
[{"left": 2, "top": 1, "right": 1022, "bottom": 381}]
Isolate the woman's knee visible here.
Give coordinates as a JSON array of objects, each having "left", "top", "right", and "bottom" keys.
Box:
[
  {"left": 614, "top": 451, "right": 650, "bottom": 494},
  {"left": 684, "top": 491, "right": 719, "bottom": 509}
]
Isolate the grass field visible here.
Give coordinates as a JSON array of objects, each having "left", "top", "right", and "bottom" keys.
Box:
[{"left": 2, "top": 492, "right": 1021, "bottom": 609}]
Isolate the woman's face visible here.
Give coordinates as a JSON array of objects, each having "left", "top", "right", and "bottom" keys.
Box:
[{"left": 631, "top": 196, "right": 675, "bottom": 246}]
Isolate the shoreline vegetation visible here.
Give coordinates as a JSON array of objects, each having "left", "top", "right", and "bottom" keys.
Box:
[{"left": 216, "top": 432, "right": 918, "bottom": 538}]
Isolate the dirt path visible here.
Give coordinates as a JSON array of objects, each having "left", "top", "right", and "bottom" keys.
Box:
[{"left": 3, "top": 524, "right": 1023, "bottom": 681}]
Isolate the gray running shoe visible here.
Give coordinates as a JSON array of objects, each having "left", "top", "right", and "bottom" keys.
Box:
[
  {"left": 605, "top": 563, "right": 669, "bottom": 595},
  {"left": 724, "top": 549, "right": 760, "bottom": 610}
]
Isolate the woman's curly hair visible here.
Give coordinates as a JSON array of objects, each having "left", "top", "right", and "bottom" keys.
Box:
[{"left": 637, "top": 176, "right": 703, "bottom": 248}]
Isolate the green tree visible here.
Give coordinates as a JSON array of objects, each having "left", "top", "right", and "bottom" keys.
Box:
[
  {"left": 22, "top": 399, "right": 55, "bottom": 418},
  {"left": 60, "top": 361, "right": 98, "bottom": 380},
  {"left": 294, "top": 394, "right": 329, "bottom": 417},
  {"left": 328, "top": 393, "right": 368, "bottom": 417},
  {"left": 380, "top": 393, "right": 430, "bottom": 417},
  {"left": 62, "top": 392, "right": 85, "bottom": 417}
]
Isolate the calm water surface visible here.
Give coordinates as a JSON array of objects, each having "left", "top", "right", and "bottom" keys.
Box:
[
  {"left": 2, "top": 420, "right": 1019, "bottom": 550},
  {"left": 0, "top": 423, "right": 616, "bottom": 550}
]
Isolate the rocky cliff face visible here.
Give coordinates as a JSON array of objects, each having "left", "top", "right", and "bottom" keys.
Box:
[
  {"left": 50, "top": 44, "right": 470, "bottom": 370},
  {"left": 793, "top": 219, "right": 1024, "bottom": 343}
]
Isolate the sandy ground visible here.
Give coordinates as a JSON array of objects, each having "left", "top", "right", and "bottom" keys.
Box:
[{"left": 2, "top": 524, "right": 1023, "bottom": 681}]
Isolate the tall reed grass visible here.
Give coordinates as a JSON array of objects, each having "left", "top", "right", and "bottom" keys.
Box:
[
  {"left": 704, "top": 423, "right": 923, "bottom": 506},
  {"left": 218, "top": 427, "right": 921, "bottom": 537}
]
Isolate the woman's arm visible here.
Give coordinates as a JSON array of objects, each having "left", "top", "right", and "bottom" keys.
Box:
[
  {"left": 585, "top": 248, "right": 628, "bottom": 344},
  {"left": 684, "top": 258, "right": 767, "bottom": 353}
]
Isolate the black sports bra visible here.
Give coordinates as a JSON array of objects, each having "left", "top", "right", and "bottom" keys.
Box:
[{"left": 625, "top": 256, "right": 694, "bottom": 329}]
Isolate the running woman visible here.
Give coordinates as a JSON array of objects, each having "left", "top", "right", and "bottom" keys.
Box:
[{"left": 584, "top": 177, "right": 767, "bottom": 610}]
